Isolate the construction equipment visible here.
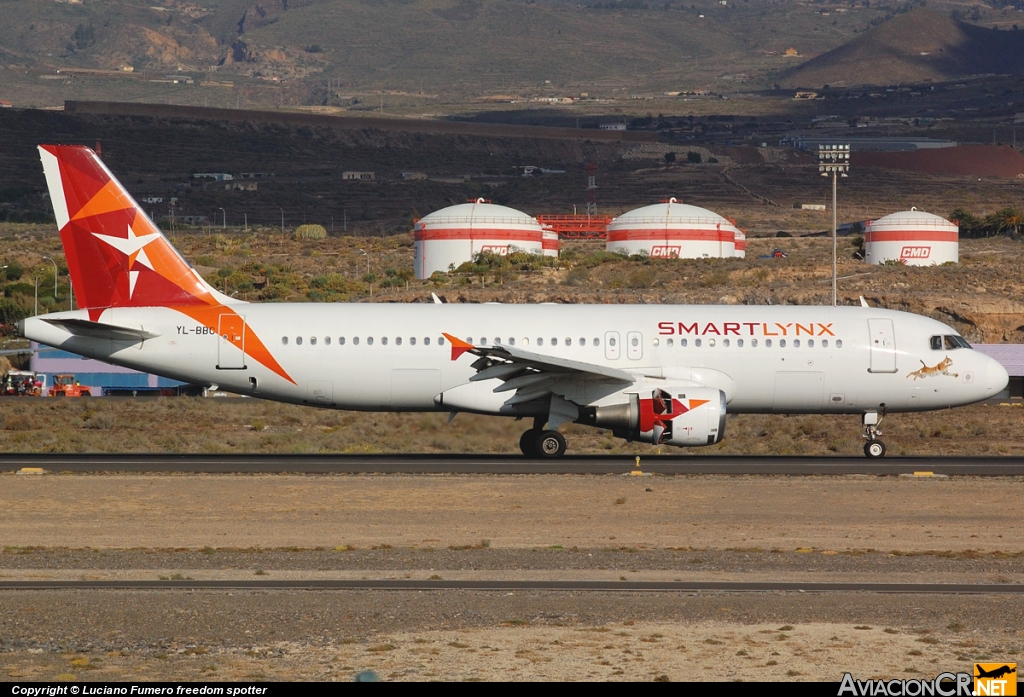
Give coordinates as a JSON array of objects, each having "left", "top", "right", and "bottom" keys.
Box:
[{"left": 48, "top": 374, "right": 91, "bottom": 397}]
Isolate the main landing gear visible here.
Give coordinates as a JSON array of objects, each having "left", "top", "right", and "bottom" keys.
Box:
[
  {"left": 862, "top": 412, "right": 886, "bottom": 459},
  {"left": 519, "top": 419, "right": 567, "bottom": 458}
]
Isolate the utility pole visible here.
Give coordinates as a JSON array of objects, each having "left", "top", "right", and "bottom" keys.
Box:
[
  {"left": 219, "top": 208, "right": 226, "bottom": 229},
  {"left": 280, "top": 208, "right": 285, "bottom": 237},
  {"left": 42, "top": 256, "right": 58, "bottom": 301},
  {"left": 818, "top": 144, "right": 850, "bottom": 308}
]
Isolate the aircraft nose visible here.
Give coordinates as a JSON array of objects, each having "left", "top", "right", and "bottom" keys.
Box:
[{"left": 985, "top": 356, "right": 1009, "bottom": 397}]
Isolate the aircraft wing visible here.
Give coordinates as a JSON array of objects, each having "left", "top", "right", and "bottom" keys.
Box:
[
  {"left": 443, "top": 333, "right": 635, "bottom": 427},
  {"left": 41, "top": 317, "right": 161, "bottom": 342}
]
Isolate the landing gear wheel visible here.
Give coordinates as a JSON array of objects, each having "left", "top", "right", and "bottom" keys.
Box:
[
  {"left": 519, "top": 429, "right": 541, "bottom": 457},
  {"left": 864, "top": 440, "right": 886, "bottom": 459},
  {"left": 536, "top": 430, "right": 567, "bottom": 458}
]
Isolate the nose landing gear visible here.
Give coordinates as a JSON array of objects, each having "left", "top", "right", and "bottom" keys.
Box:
[{"left": 862, "top": 411, "right": 886, "bottom": 459}]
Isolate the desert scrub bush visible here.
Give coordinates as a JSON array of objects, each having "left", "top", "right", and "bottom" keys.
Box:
[
  {"left": 626, "top": 268, "right": 657, "bottom": 288},
  {"left": 294, "top": 224, "right": 327, "bottom": 240},
  {"left": 82, "top": 412, "right": 114, "bottom": 430}
]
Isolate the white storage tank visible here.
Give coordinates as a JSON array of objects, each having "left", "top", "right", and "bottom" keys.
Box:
[
  {"left": 864, "top": 208, "right": 958, "bottom": 266},
  {"left": 413, "top": 198, "right": 545, "bottom": 278},
  {"left": 733, "top": 227, "right": 746, "bottom": 259},
  {"left": 606, "top": 198, "right": 737, "bottom": 259},
  {"left": 542, "top": 226, "right": 559, "bottom": 258}
]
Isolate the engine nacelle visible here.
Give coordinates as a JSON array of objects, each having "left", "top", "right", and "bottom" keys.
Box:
[{"left": 579, "top": 386, "right": 726, "bottom": 446}]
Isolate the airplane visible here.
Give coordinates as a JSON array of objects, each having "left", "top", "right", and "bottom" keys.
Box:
[
  {"left": 18, "top": 145, "right": 1009, "bottom": 458},
  {"left": 975, "top": 665, "right": 1016, "bottom": 680}
]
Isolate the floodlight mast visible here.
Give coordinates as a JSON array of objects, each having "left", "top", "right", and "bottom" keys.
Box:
[{"left": 818, "top": 144, "right": 850, "bottom": 307}]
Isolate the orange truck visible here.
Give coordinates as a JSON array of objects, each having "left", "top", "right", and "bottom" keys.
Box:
[{"left": 48, "top": 374, "right": 92, "bottom": 397}]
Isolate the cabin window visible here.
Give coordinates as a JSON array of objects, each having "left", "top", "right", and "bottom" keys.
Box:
[
  {"left": 653, "top": 338, "right": 660, "bottom": 347},
  {"left": 680, "top": 338, "right": 687, "bottom": 347},
  {"left": 353, "top": 337, "right": 360, "bottom": 345},
  {"left": 565, "top": 338, "right": 572, "bottom": 346},
  {"left": 821, "top": 339, "right": 827, "bottom": 348},
  {"left": 282, "top": 336, "right": 288, "bottom": 345},
  {"left": 723, "top": 339, "right": 730, "bottom": 347},
  {"left": 807, "top": 339, "right": 813, "bottom": 348},
  {"left": 310, "top": 337, "right": 317, "bottom": 346},
  {"left": 508, "top": 338, "right": 515, "bottom": 346},
  {"left": 608, "top": 337, "right": 616, "bottom": 347},
  {"left": 944, "top": 335, "right": 970, "bottom": 350},
  {"left": 593, "top": 338, "right": 600, "bottom": 346},
  {"left": 836, "top": 340, "right": 843, "bottom": 348},
  {"left": 930, "top": 335, "right": 942, "bottom": 350},
  {"left": 522, "top": 338, "right": 529, "bottom": 346},
  {"left": 737, "top": 339, "right": 743, "bottom": 347},
  {"left": 537, "top": 338, "right": 544, "bottom": 347},
  {"left": 751, "top": 339, "right": 757, "bottom": 347},
  {"left": 339, "top": 337, "right": 346, "bottom": 345},
  {"left": 325, "top": 337, "right": 331, "bottom": 346},
  {"left": 424, "top": 337, "right": 430, "bottom": 345},
  {"left": 779, "top": 339, "right": 786, "bottom": 348},
  {"left": 792, "top": 339, "right": 799, "bottom": 348},
  {"left": 666, "top": 338, "right": 673, "bottom": 347},
  {"left": 296, "top": 336, "right": 303, "bottom": 346},
  {"left": 381, "top": 337, "right": 388, "bottom": 346},
  {"left": 579, "top": 337, "right": 586, "bottom": 346},
  {"left": 694, "top": 338, "right": 702, "bottom": 347},
  {"left": 367, "top": 337, "right": 374, "bottom": 346},
  {"left": 630, "top": 336, "right": 639, "bottom": 347},
  {"left": 765, "top": 339, "right": 772, "bottom": 348},
  {"left": 467, "top": 337, "right": 474, "bottom": 344},
  {"left": 708, "top": 338, "right": 716, "bottom": 347},
  {"left": 438, "top": 337, "right": 445, "bottom": 346},
  {"left": 410, "top": 337, "right": 416, "bottom": 346},
  {"left": 551, "top": 338, "right": 558, "bottom": 346},
  {"left": 494, "top": 337, "right": 502, "bottom": 345},
  {"left": 396, "top": 337, "right": 402, "bottom": 346}
]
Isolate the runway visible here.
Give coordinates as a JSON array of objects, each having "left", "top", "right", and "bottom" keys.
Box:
[
  {"left": 2, "top": 579, "right": 1023, "bottom": 593},
  {"left": 1, "top": 453, "right": 1024, "bottom": 475}
]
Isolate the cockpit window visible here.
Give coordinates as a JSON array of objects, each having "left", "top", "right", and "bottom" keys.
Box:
[{"left": 934, "top": 334, "right": 971, "bottom": 350}]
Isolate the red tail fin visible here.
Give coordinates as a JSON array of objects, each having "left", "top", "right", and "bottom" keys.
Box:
[{"left": 38, "top": 145, "right": 226, "bottom": 318}]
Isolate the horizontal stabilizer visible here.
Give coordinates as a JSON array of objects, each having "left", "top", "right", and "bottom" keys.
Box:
[{"left": 42, "top": 317, "right": 160, "bottom": 342}]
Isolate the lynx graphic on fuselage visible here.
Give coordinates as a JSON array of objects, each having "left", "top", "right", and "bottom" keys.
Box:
[{"left": 18, "top": 145, "right": 1009, "bottom": 458}]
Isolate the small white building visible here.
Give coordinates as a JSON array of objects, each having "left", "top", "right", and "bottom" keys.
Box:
[
  {"left": 606, "top": 198, "right": 739, "bottom": 259},
  {"left": 864, "top": 208, "right": 958, "bottom": 266},
  {"left": 413, "top": 199, "right": 545, "bottom": 279}
]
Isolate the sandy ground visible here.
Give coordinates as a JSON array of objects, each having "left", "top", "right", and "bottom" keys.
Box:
[
  {"left": 2, "top": 473, "right": 1023, "bottom": 552},
  {"left": 1, "top": 473, "right": 1022, "bottom": 681}
]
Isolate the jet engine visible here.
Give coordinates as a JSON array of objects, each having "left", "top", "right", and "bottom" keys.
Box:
[{"left": 578, "top": 386, "right": 726, "bottom": 446}]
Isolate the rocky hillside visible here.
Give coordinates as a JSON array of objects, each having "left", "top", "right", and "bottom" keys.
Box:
[{"left": 780, "top": 8, "right": 1024, "bottom": 88}]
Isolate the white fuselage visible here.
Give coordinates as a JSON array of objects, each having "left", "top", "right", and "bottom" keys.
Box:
[{"left": 21, "top": 303, "right": 1008, "bottom": 415}]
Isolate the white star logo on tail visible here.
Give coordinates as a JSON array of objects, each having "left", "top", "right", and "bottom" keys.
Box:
[{"left": 92, "top": 224, "right": 160, "bottom": 298}]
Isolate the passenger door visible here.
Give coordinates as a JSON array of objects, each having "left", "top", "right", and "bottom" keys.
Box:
[
  {"left": 867, "top": 319, "right": 897, "bottom": 373},
  {"left": 217, "top": 314, "right": 246, "bottom": 370}
]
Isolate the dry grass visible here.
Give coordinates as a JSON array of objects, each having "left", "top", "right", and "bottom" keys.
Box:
[{"left": 0, "top": 396, "right": 1021, "bottom": 457}]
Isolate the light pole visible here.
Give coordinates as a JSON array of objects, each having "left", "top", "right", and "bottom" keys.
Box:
[
  {"left": 219, "top": 208, "right": 226, "bottom": 229},
  {"left": 280, "top": 208, "right": 285, "bottom": 236},
  {"left": 42, "top": 256, "right": 58, "bottom": 301},
  {"left": 358, "top": 248, "right": 369, "bottom": 275},
  {"left": 818, "top": 144, "right": 850, "bottom": 307}
]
